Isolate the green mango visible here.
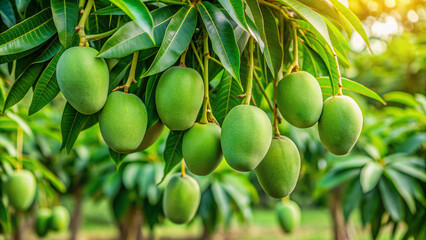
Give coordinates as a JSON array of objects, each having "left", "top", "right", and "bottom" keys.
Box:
[
  {"left": 276, "top": 200, "right": 301, "bottom": 234},
  {"left": 255, "top": 136, "right": 300, "bottom": 198},
  {"left": 133, "top": 121, "right": 165, "bottom": 152},
  {"left": 163, "top": 174, "right": 200, "bottom": 224},
  {"left": 4, "top": 170, "right": 36, "bottom": 210},
  {"left": 35, "top": 208, "right": 52, "bottom": 237},
  {"left": 221, "top": 105, "right": 272, "bottom": 171},
  {"left": 183, "top": 123, "right": 223, "bottom": 176},
  {"left": 50, "top": 206, "right": 70, "bottom": 232},
  {"left": 318, "top": 95, "right": 363, "bottom": 155},
  {"left": 155, "top": 67, "right": 204, "bottom": 131},
  {"left": 99, "top": 91, "right": 147, "bottom": 153},
  {"left": 277, "top": 71, "right": 323, "bottom": 128},
  {"left": 57, "top": 47, "right": 109, "bottom": 115}
]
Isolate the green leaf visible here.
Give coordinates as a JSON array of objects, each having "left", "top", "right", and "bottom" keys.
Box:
[
  {"left": 218, "top": 0, "right": 247, "bottom": 30},
  {"left": 0, "top": 198, "right": 10, "bottom": 234},
  {"left": 145, "top": 74, "right": 160, "bottom": 129},
  {"left": 360, "top": 162, "right": 383, "bottom": 193},
  {"left": 211, "top": 181, "right": 231, "bottom": 221},
  {"left": 379, "top": 178, "right": 404, "bottom": 222},
  {"left": 342, "top": 179, "right": 362, "bottom": 221},
  {"left": 109, "top": 148, "right": 127, "bottom": 167},
  {"left": 0, "top": 8, "right": 56, "bottom": 55},
  {"left": 234, "top": 25, "right": 250, "bottom": 55},
  {"left": 199, "top": 2, "right": 240, "bottom": 83},
  {"left": 245, "top": 0, "right": 265, "bottom": 50},
  {"left": 143, "top": 5, "right": 197, "bottom": 77},
  {"left": 259, "top": 5, "right": 282, "bottom": 79},
  {"left": 385, "top": 168, "right": 416, "bottom": 213},
  {"left": 301, "top": 43, "right": 327, "bottom": 76},
  {"left": 109, "top": 0, "right": 154, "bottom": 41},
  {"left": 0, "top": 0, "right": 16, "bottom": 28},
  {"left": 29, "top": 47, "right": 64, "bottom": 115},
  {"left": 22, "top": 158, "right": 66, "bottom": 193},
  {"left": 317, "top": 77, "right": 386, "bottom": 104},
  {"left": 92, "top": 5, "right": 125, "bottom": 15},
  {"left": 324, "top": 17, "right": 350, "bottom": 67},
  {"left": 389, "top": 161, "right": 426, "bottom": 182},
  {"left": 318, "top": 168, "right": 359, "bottom": 189},
  {"left": 212, "top": 71, "right": 243, "bottom": 125},
  {"left": 2, "top": 63, "right": 44, "bottom": 113},
  {"left": 0, "top": 43, "right": 43, "bottom": 64},
  {"left": 160, "top": 130, "right": 184, "bottom": 184},
  {"left": 277, "top": 0, "right": 334, "bottom": 54},
  {"left": 15, "top": 0, "right": 30, "bottom": 15},
  {"left": 51, "top": 0, "right": 79, "bottom": 48},
  {"left": 33, "top": 37, "right": 62, "bottom": 64},
  {"left": 330, "top": 155, "right": 371, "bottom": 172},
  {"left": 328, "top": 0, "right": 371, "bottom": 52},
  {"left": 60, "top": 102, "right": 91, "bottom": 153},
  {"left": 109, "top": 55, "right": 132, "bottom": 92},
  {"left": 98, "top": 6, "right": 179, "bottom": 59},
  {"left": 383, "top": 91, "right": 418, "bottom": 107}
]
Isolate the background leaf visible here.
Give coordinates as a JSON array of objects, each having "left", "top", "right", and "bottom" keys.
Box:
[
  {"left": 360, "top": 162, "right": 383, "bottom": 193},
  {"left": 60, "top": 102, "right": 91, "bottom": 153},
  {"left": 160, "top": 131, "right": 184, "bottom": 184},
  {"left": 51, "top": 0, "right": 79, "bottom": 48},
  {"left": 0, "top": 0, "right": 16, "bottom": 28},
  {"left": 218, "top": 0, "right": 247, "bottom": 30}
]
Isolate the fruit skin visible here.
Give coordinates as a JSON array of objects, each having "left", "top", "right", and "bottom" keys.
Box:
[
  {"left": 35, "top": 208, "right": 52, "bottom": 237},
  {"left": 276, "top": 200, "right": 301, "bottom": 234},
  {"left": 277, "top": 71, "right": 323, "bottom": 128},
  {"left": 318, "top": 95, "right": 363, "bottom": 155},
  {"left": 155, "top": 67, "right": 204, "bottom": 131},
  {"left": 221, "top": 105, "right": 272, "bottom": 171},
  {"left": 183, "top": 123, "right": 223, "bottom": 176},
  {"left": 134, "top": 121, "right": 165, "bottom": 152},
  {"left": 4, "top": 170, "right": 36, "bottom": 210},
  {"left": 255, "top": 136, "right": 300, "bottom": 198},
  {"left": 100, "top": 91, "right": 148, "bottom": 153},
  {"left": 50, "top": 206, "right": 70, "bottom": 232},
  {"left": 163, "top": 174, "right": 200, "bottom": 224},
  {"left": 57, "top": 47, "right": 109, "bottom": 115}
]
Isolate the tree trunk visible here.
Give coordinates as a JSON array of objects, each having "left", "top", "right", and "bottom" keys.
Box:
[
  {"left": 70, "top": 188, "right": 84, "bottom": 240},
  {"left": 329, "top": 187, "right": 351, "bottom": 240},
  {"left": 12, "top": 211, "right": 24, "bottom": 240},
  {"left": 118, "top": 207, "right": 143, "bottom": 240}
]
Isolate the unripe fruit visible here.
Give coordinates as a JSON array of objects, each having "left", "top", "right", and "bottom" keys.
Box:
[
  {"left": 50, "top": 206, "right": 70, "bottom": 232},
  {"left": 255, "top": 136, "right": 300, "bottom": 198},
  {"left": 163, "top": 174, "right": 200, "bottom": 224},
  {"left": 99, "top": 91, "right": 147, "bottom": 153},
  {"left": 183, "top": 123, "right": 223, "bottom": 176},
  {"left": 318, "top": 95, "right": 363, "bottom": 155},
  {"left": 4, "top": 170, "right": 36, "bottom": 210},
  {"left": 276, "top": 200, "right": 301, "bottom": 234},
  {"left": 57, "top": 47, "right": 109, "bottom": 115},
  {"left": 155, "top": 67, "right": 204, "bottom": 131},
  {"left": 35, "top": 208, "right": 52, "bottom": 237},
  {"left": 134, "top": 121, "right": 165, "bottom": 152},
  {"left": 221, "top": 105, "right": 272, "bottom": 171},
  {"left": 277, "top": 71, "right": 323, "bottom": 128}
]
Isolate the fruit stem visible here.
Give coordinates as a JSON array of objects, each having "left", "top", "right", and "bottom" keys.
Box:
[
  {"left": 284, "top": 22, "right": 299, "bottom": 76},
  {"left": 86, "top": 27, "right": 119, "bottom": 41},
  {"left": 77, "top": 0, "right": 94, "bottom": 47},
  {"left": 181, "top": 160, "right": 186, "bottom": 177},
  {"left": 124, "top": 51, "right": 139, "bottom": 93},
  {"left": 16, "top": 127, "right": 23, "bottom": 170},
  {"left": 180, "top": 46, "right": 189, "bottom": 67},
  {"left": 200, "top": 28, "right": 210, "bottom": 124},
  {"left": 254, "top": 70, "right": 273, "bottom": 112},
  {"left": 190, "top": 41, "right": 204, "bottom": 72},
  {"left": 335, "top": 54, "right": 343, "bottom": 95},
  {"left": 244, "top": 37, "right": 255, "bottom": 105},
  {"left": 273, "top": 78, "right": 281, "bottom": 137},
  {"left": 282, "top": 196, "right": 290, "bottom": 202}
]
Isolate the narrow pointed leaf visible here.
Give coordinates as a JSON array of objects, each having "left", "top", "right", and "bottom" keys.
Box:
[
  {"left": 109, "top": 55, "right": 132, "bottom": 92},
  {"left": 0, "top": 0, "right": 15, "bottom": 28},
  {"left": 0, "top": 8, "right": 56, "bottom": 55},
  {"left": 145, "top": 74, "right": 160, "bottom": 129},
  {"left": 0, "top": 199, "right": 10, "bottom": 234},
  {"left": 218, "top": 0, "right": 248, "bottom": 30},
  {"left": 0, "top": 44, "right": 43, "bottom": 64},
  {"left": 3, "top": 63, "right": 44, "bottom": 113},
  {"left": 385, "top": 169, "right": 416, "bottom": 213},
  {"left": 93, "top": 5, "right": 125, "bottom": 15},
  {"left": 159, "top": 130, "right": 184, "bottom": 184},
  {"left": 245, "top": 0, "right": 265, "bottom": 50},
  {"left": 98, "top": 6, "right": 179, "bottom": 59},
  {"left": 360, "top": 162, "right": 383, "bottom": 193},
  {"left": 15, "top": 0, "right": 30, "bottom": 15},
  {"left": 60, "top": 102, "right": 91, "bottom": 153},
  {"left": 234, "top": 26, "right": 250, "bottom": 54},
  {"left": 109, "top": 0, "right": 154, "bottom": 41},
  {"left": 199, "top": 2, "right": 240, "bottom": 82},
  {"left": 143, "top": 5, "right": 197, "bottom": 77},
  {"left": 51, "top": 0, "right": 79, "bottom": 48},
  {"left": 33, "top": 37, "right": 62, "bottom": 64},
  {"left": 379, "top": 178, "right": 404, "bottom": 221},
  {"left": 29, "top": 47, "right": 64, "bottom": 115}
]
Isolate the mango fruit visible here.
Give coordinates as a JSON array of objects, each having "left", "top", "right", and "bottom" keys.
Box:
[
  {"left": 4, "top": 170, "right": 36, "bottom": 210},
  {"left": 318, "top": 95, "right": 363, "bottom": 155},
  {"left": 277, "top": 71, "right": 323, "bottom": 128},
  {"left": 134, "top": 121, "right": 165, "bottom": 152},
  {"left": 163, "top": 174, "right": 200, "bottom": 224},
  {"left": 50, "top": 206, "right": 70, "bottom": 232},
  {"left": 276, "top": 200, "right": 301, "bottom": 234},
  {"left": 155, "top": 67, "right": 204, "bottom": 131},
  {"left": 35, "top": 208, "right": 52, "bottom": 237},
  {"left": 183, "top": 123, "right": 223, "bottom": 176},
  {"left": 221, "top": 105, "right": 272, "bottom": 171},
  {"left": 99, "top": 91, "right": 147, "bottom": 153},
  {"left": 57, "top": 47, "right": 109, "bottom": 115},
  {"left": 255, "top": 136, "right": 300, "bottom": 198}
]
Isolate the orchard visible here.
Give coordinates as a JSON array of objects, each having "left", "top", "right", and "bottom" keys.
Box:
[{"left": 0, "top": 0, "right": 424, "bottom": 240}]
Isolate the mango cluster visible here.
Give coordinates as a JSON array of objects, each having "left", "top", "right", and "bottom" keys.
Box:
[{"left": 35, "top": 206, "right": 70, "bottom": 237}]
